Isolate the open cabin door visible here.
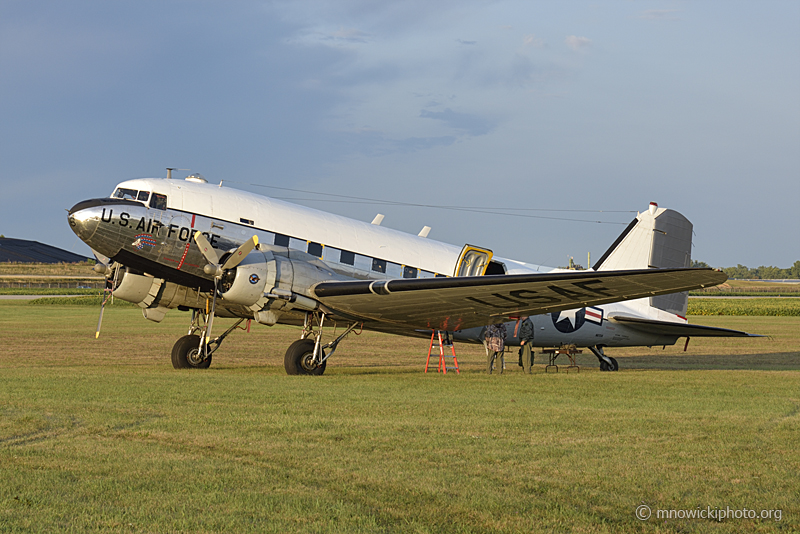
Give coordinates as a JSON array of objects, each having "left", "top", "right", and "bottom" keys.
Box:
[{"left": 454, "top": 245, "right": 493, "bottom": 277}]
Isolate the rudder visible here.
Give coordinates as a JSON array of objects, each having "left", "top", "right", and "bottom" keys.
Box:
[{"left": 593, "top": 203, "right": 692, "bottom": 316}]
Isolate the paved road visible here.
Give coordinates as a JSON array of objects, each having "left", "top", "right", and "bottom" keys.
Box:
[
  {"left": 0, "top": 274, "right": 103, "bottom": 279},
  {"left": 0, "top": 295, "right": 81, "bottom": 300}
]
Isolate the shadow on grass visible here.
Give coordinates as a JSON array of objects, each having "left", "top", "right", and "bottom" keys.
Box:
[{"left": 615, "top": 352, "right": 800, "bottom": 371}]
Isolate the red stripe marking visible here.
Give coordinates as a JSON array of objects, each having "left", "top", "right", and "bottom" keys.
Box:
[{"left": 177, "top": 214, "right": 197, "bottom": 271}]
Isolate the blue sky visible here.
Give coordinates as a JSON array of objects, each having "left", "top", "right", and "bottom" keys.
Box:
[{"left": 2, "top": 1, "right": 798, "bottom": 268}]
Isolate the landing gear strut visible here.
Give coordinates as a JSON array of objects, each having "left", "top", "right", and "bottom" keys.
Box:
[
  {"left": 171, "top": 308, "right": 245, "bottom": 369},
  {"left": 588, "top": 345, "right": 619, "bottom": 372},
  {"left": 284, "top": 311, "right": 361, "bottom": 375}
]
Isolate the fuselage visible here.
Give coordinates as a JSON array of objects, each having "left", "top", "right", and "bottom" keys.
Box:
[{"left": 68, "top": 176, "right": 686, "bottom": 348}]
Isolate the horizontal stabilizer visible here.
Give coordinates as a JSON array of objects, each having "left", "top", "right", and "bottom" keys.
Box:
[{"left": 609, "top": 315, "right": 761, "bottom": 338}]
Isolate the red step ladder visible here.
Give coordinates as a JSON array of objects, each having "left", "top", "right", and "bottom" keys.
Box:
[{"left": 425, "top": 331, "right": 460, "bottom": 374}]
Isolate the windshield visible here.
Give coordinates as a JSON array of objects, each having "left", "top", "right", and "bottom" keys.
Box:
[{"left": 112, "top": 187, "right": 138, "bottom": 200}]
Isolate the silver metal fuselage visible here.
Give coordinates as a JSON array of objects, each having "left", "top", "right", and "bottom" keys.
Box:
[{"left": 67, "top": 177, "right": 684, "bottom": 347}]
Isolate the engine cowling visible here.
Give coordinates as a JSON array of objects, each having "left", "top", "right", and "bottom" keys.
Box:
[{"left": 218, "top": 250, "right": 271, "bottom": 306}]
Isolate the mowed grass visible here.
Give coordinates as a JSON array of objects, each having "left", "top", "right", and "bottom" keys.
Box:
[{"left": 0, "top": 301, "right": 798, "bottom": 533}]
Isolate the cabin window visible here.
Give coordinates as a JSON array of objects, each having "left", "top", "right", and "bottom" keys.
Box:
[
  {"left": 149, "top": 193, "right": 167, "bottom": 210},
  {"left": 340, "top": 250, "right": 355, "bottom": 265},
  {"left": 137, "top": 191, "right": 150, "bottom": 202},
  {"left": 113, "top": 188, "right": 138, "bottom": 200},
  {"left": 435, "top": 273, "right": 447, "bottom": 277},
  {"left": 403, "top": 266, "right": 418, "bottom": 278},
  {"left": 307, "top": 242, "right": 323, "bottom": 258},
  {"left": 354, "top": 254, "right": 372, "bottom": 272},
  {"left": 371, "top": 258, "right": 386, "bottom": 273},
  {"left": 386, "top": 262, "right": 402, "bottom": 278},
  {"left": 274, "top": 234, "right": 289, "bottom": 247},
  {"left": 240, "top": 218, "right": 254, "bottom": 226}
]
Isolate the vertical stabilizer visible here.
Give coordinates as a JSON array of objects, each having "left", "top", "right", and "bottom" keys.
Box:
[{"left": 594, "top": 203, "right": 693, "bottom": 316}]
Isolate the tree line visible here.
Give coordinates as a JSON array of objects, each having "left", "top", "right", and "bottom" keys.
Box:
[{"left": 692, "top": 260, "right": 800, "bottom": 280}]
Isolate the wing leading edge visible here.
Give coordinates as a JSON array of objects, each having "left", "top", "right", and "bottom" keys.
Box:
[{"left": 312, "top": 267, "right": 727, "bottom": 331}]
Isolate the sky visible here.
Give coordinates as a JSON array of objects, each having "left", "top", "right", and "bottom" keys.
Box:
[{"left": 1, "top": 0, "right": 798, "bottom": 269}]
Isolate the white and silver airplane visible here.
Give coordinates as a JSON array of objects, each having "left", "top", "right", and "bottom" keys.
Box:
[{"left": 67, "top": 172, "right": 751, "bottom": 375}]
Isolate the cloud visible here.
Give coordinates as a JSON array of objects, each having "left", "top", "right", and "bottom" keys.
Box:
[
  {"left": 565, "top": 35, "right": 591, "bottom": 51},
  {"left": 395, "top": 136, "right": 458, "bottom": 152},
  {"left": 637, "top": 10, "right": 680, "bottom": 21},
  {"left": 419, "top": 108, "right": 494, "bottom": 136},
  {"left": 523, "top": 34, "right": 545, "bottom": 48},
  {"left": 328, "top": 27, "right": 372, "bottom": 43},
  {"left": 291, "top": 26, "right": 372, "bottom": 47},
  {"left": 334, "top": 129, "right": 457, "bottom": 156},
  {"left": 456, "top": 39, "right": 477, "bottom": 45}
]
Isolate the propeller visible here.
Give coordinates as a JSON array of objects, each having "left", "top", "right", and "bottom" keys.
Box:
[
  {"left": 93, "top": 257, "right": 119, "bottom": 339},
  {"left": 192, "top": 232, "right": 259, "bottom": 355}
]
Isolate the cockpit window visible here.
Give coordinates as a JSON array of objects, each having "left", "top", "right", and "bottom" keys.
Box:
[
  {"left": 149, "top": 193, "right": 167, "bottom": 210},
  {"left": 113, "top": 188, "right": 138, "bottom": 200},
  {"left": 137, "top": 191, "right": 150, "bottom": 202}
]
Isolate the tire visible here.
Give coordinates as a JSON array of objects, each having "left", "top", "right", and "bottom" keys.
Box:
[
  {"left": 600, "top": 357, "right": 619, "bottom": 372},
  {"left": 171, "top": 334, "right": 212, "bottom": 369},
  {"left": 284, "top": 339, "right": 326, "bottom": 376}
]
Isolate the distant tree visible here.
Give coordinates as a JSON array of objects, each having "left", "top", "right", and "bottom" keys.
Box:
[
  {"left": 721, "top": 262, "right": 799, "bottom": 279},
  {"left": 691, "top": 260, "right": 710, "bottom": 268},
  {"left": 755, "top": 266, "right": 781, "bottom": 279},
  {"left": 723, "top": 264, "right": 753, "bottom": 279},
  {"left": 792, "top": 261, "right": 800, "bottom": 279}
]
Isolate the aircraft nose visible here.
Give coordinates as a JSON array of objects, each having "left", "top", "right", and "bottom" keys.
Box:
[{"left": 67, "top": 200, "right": 102, "bottom": 242}]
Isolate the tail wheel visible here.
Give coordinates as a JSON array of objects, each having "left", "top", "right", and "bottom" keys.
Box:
[
  {"left": 172, "top": 334, "right": 212, "bottom": 369},
  {"left": 284, "top": 339, "right": 327, "bottom": 376}
]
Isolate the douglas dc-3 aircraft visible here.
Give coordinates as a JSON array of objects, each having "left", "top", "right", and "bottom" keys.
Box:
[{"left": 67, "top": 172, "right": 753, "bottom": 375}]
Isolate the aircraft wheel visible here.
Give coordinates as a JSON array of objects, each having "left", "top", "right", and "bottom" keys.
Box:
[
  {"left": 600, "top": 357, "right": 619, "bottom": 372},
  {"left": 284, "top": 339, "right": 327, "bottom": 376},
  {"left": 171, "top": 334, "right": 212, "bottom": 369}
]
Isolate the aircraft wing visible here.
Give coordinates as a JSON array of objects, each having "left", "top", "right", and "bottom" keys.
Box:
[
  {"left": 312, "top": 268, "right": 726, "bottom": 331},
  {"left": 608, "top": 315, "right": 762, "bottom": 337}
]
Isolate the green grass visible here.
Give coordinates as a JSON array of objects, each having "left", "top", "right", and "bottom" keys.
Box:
[
  {"left": 0, "top": 288, "right": 101, "bottom": 296},
  {"left": 688, "top": 298, "right": 800, "bottom": 316},
  {"left": 689, "top": 291, "right": 800, "bottom": 297},
  {"left": 0, "top": 301, "right": 798, "bottom": 533},
  {"left": 26, "top": 295, "right": 138, "bottom": 306}
]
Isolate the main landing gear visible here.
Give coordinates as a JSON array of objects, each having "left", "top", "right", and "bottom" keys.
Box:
[
  {"left": 170, "top": 308, "right": 361, "bottom": 374},
  {"left": 284, "top": 311, "right": 362, "bottom": 376},
  {"left": 588, "top": 345, "right": 619, "bottom": 372},
  {"left": 171, "top": 309, "right": 245, "bottom": 369}
]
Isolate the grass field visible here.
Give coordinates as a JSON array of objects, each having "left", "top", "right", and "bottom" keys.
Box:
[{"left": 1, "top": 301, "right": 798, "bottom": 533}]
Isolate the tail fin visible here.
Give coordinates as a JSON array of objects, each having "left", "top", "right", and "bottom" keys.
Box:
[{"left": 594, "top": 203, "right": 693, "bottom": 316}]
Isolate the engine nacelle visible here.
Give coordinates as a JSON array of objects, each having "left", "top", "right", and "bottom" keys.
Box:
[
  {"left": 212, "top": 245, "right": 346, "bottom": 323},
  {"left": 113, "top": 268, "right": 163, "bottom": 308},
  {"left": 219, "top": 250, "right": 271, "bottom": 306}
]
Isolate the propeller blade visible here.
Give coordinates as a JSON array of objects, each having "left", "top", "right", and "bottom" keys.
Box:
[
  {"left": 95, "top": 270, "right": 116, "bottom": 339},
  {"left": 95, "top": 300, "right": 106, "bottom": 339},
  {"left": 193, "top": 231, "right": 220, "bottom": 265},
  {"left": 221, "top": 235, "right": 259, "bottom": 271}
]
